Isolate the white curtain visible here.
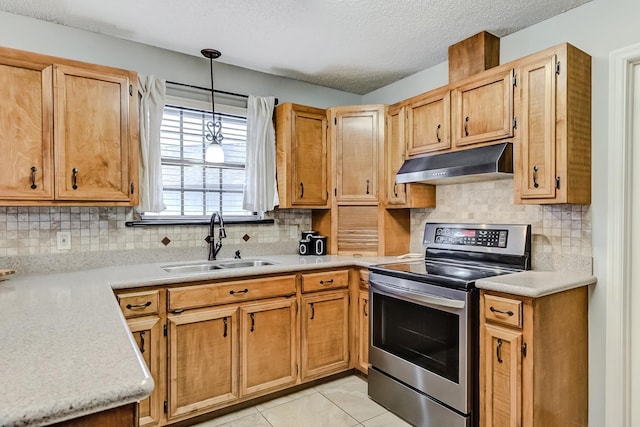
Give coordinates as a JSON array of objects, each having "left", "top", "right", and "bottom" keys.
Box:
[
  {"left": 136, "top": 75, "right": 166, "bottom": 213},
  {"left": 243, "top": 95, "right": 279, "bottom": 212}
]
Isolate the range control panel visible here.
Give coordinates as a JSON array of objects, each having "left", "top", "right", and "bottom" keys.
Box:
[{"left": 434, "top": 227, "right": 508, "bottom": 248}]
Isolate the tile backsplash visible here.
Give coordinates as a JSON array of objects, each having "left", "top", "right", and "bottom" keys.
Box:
[
  {"left": 0, "top": 179, "right": 592, "bottom": 274},
  {"left": 0, "top": 208, "right": 312, "bottom": 257},
  {"left": 410, "top": 179, "right": 592, "bottom": 272}
]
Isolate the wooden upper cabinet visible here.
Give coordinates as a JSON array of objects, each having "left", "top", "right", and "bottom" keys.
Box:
[
  {"left": 385, "top": 105, "right": 408, "bottom": 206},
  {"left": 332, "top": 105, "right": 384, "bottom": 203},
  {"left": 406, "top": 87, "right": 451, "bottom": 156},
  {"left": 515, "top": 43, "right": 591, "bottom": 204},
  {"left": 384, "top": 105, "right": 436, "bottom": 209},
  {"left": 0, "top": 46, "right": 138, "bottom": 206},
  {"left": 275, "top": 103, "right": 329, "bottom": 208},
  {"left": 452, "top": 66, "right": 515, "bottom": 147},
  {"left": 0, "top": 56, "right": 54, "bottom": 200},
  {"left": 54, "top": 65, "right": 134, "bottom": 202}
]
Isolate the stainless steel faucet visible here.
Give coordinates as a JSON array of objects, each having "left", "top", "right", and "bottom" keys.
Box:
[{"left": 205, "top": 211, "right": 226, "bottom": 260}]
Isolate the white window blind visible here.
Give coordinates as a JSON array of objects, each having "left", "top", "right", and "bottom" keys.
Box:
[{"left": 144, "top": 101, "right": 258, "bottom": 220}]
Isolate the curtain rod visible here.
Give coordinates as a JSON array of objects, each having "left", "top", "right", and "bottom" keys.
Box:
[{"left": 166, "top": 80, "right": 278, "bottom": 105}]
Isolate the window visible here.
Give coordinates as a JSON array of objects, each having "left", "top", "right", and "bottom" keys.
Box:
[{"left": 143, "top": 91, "right": 260, "bottom": 221}]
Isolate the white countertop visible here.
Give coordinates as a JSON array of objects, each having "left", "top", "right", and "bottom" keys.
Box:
[
  {"left": 0, "top": 253, "right": 595, "bottom": 426},
  {"left": 0, "top": 254, "right": 399, "bottom": 426},
  {"left": 476, "top": 270, "right": 597, "bottom": 298}
]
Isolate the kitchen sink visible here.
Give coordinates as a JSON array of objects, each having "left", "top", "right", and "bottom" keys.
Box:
[
  {"left": 162, "top": 259, "right": 276, "bottom": 273},
  {"left": 214, "top": 260, "right": 276, "bottom": 268}
]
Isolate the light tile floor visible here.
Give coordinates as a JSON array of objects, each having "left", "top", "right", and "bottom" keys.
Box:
[{"left": 192, "top": 376, "right": 412, "bottom": 427}]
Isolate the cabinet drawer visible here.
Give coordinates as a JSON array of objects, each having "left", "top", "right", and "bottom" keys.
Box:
[
  {"left": 118, "top": 290, "right": 159, "bottom": 318},
  {"left": 168, "top": 275, "right": 297, "bottom": 311},
  {"left": 301, "top": 270, "right": 349, "bottom": 293},
  {"left": 483, "top": 294, "right": 522, "bottom": 328}
]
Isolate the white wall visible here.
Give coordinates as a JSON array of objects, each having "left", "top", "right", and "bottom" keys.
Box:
[
  {"left": 365, "top": 0, "right": 640, "bottom": 424},
  {"left": 0, "top": 11, "right": 362, "bottom": 109}
]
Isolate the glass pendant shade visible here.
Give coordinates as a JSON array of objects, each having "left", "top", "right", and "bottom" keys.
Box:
[{"left": 205, "top": 142, "right": 225, "bottom": 163}]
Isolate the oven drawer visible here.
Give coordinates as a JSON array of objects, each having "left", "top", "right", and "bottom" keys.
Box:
[
  {"left": 301, "top": 270, "right": 349, "bottom": 293},
  {"left": 483, "top": 294, "right": 522, "bottom": 328},
  {"left": 118, "top": 290, "right": 159, "bottom": 318}
]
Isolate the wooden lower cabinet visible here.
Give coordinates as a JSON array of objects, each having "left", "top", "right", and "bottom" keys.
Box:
[
  {"left": 240, "top": 298, "right": 298, "bottom": 397},
  {"left": 479, "top": 287, "right": 588, "bottom": 427},
  {"left": 301, "top": 290, "right": 350, "bottom": 380},
  {"left": 167, "top": 306, "right": 239, "bottom": 420},
  {"left": 356, "top": 289, "right": 370, "bottom": 374},
  {"left": 127, "top": 316, "right": 163, "bottom": 427}
]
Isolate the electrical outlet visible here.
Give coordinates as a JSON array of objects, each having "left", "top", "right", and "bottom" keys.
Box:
[{"left": 56, "top": 231, "right": 71, "bottom": 250}]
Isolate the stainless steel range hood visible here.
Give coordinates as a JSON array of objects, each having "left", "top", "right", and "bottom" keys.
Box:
[{"left": 395, "top": 142, "right": 513, "bottom": 185}]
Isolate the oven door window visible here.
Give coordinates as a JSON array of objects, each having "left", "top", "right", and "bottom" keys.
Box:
[{"left": 372, "top": 292, "right": 459, "bottom": 383}]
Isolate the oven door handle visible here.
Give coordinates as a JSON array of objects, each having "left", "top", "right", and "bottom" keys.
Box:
[{"left": 370, "top": 281, "right": 466, "bottom": 309}]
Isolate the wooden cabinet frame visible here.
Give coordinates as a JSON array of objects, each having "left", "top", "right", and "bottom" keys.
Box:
[
  {"left": 452, "top": 66, "right": 515, "bottom": 147},
  {"left": 0, "top": 45, "right": 138, "bottom": 206}
]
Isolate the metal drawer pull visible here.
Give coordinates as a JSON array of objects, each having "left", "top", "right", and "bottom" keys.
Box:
[
  {"left": 393, "top": 183, "right": 398, "bottom": 198},
  {"left": 126, "top": 301, "right": 152, "bottom": 310},
  {"left": 319, "top": 279, "right": 334, "bottom": 285},
  {"left": 363, "top": 300, "right": 368, "bottom": 317},
  {"left": 310, "top": 302, "right": 315, "bottom": 320},
  {"left": 229, "top": 288, "right": 249, "bottom": 295},
  {"left": 366, "top": 179, "right": 370, "bottom": 195},
  {"left": 464, "top": 116, "right": 470, "bottom": 136},
  {"left": 250, "top": 313, "right": 255, "bottom": 332},
  {"left": 496, "top": 338, "right": 503, "bottom": 363},
  {"left": 300, "top": 182, "right": 304, "bottom": 198},
  {"left": 30, "top": 166, "right": 37, "bottom": 189},
  {"left": 72, "top": 168, "right": 78, "bottom": 190},
  {"left": 533, "top": 165, "right": 540, "bottom": 188},
  {"left": 223, "top": 317, "right": 228, "bottom": 337},
  {"left": 436, "top": 124, "right": 441, "bottom": 142},
  {"left": 139, "top": 331, "right": 146, "bottom": 354},
  {"left": 489, "top": 306, "right": 514, "bottom": 316}
]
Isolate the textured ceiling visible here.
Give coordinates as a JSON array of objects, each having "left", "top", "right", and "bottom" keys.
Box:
[{"left": 0, "top": 0, "right": 590, "bottom": 94}]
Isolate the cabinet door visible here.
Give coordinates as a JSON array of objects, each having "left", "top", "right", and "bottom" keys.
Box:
[
  {"left": 385, "top": 105, "right": 408, "bottom": 206},
  {"left": 240, "top": 298, "right": 298, "bottom": 397},
  {"left": 406, "top": 88, "right": 450, "bottom": 156},
  {"left": 301, "top": 290, "right": 350, "bottom": 380},
  {"left": 127, "top": 316, "right": 163, "bottom": 427},
  {"left": 482, "top": 324, "right": 523, "bottom": 427},
  {"left": 167, "top": 306, "right": 239, "bottom": 420},
  {"left": 336, "top": 205, "right": 378, "bottom": 256},
  {"left": 0, "top": 57, "right": 54, "bottom": 200},
  {"left": 518, "top": 54, "right": 558, "bottom": 200},
  {"left": 334, "top": 105, "right": 384, "bottom": 202},
  {"left": 291, "top": 108, "right": 328, "bottom": 206},
  {"left": 453, "top": 68, "right": 514, "bottom": 147},
  {"left": 54, "top": 65, "right": 133, "bottom": 201},
  {"left": 357, "top": 290, "right": 370, "bottom": 374}
]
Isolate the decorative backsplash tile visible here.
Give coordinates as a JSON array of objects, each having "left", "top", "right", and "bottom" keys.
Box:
[
  {"left": 409, "top": 179, "right": 592, "bottom": 271},
  {"left": 0, "top": 179, "right": 591, "bottom": 273},
  {"left": 0, "top": 207, "right": 312, "bottom": 257}
]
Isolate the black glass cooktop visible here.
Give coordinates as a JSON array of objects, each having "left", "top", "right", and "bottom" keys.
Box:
[{"left": 369, "top": 260, "right": 518, "bottom": 290}]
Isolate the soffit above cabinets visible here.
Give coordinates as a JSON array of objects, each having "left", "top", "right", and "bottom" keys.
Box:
[{"left": 0, "top": 0, "right": 590, "bottom": 94}]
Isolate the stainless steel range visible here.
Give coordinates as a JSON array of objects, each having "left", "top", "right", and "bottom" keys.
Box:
[{"left": 368, "top": 222, "right": 531, "bottom": 427}]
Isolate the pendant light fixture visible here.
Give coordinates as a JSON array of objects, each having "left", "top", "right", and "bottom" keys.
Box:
[{"left": 201, "top": 48, "right": 225, "bottom": 163}]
